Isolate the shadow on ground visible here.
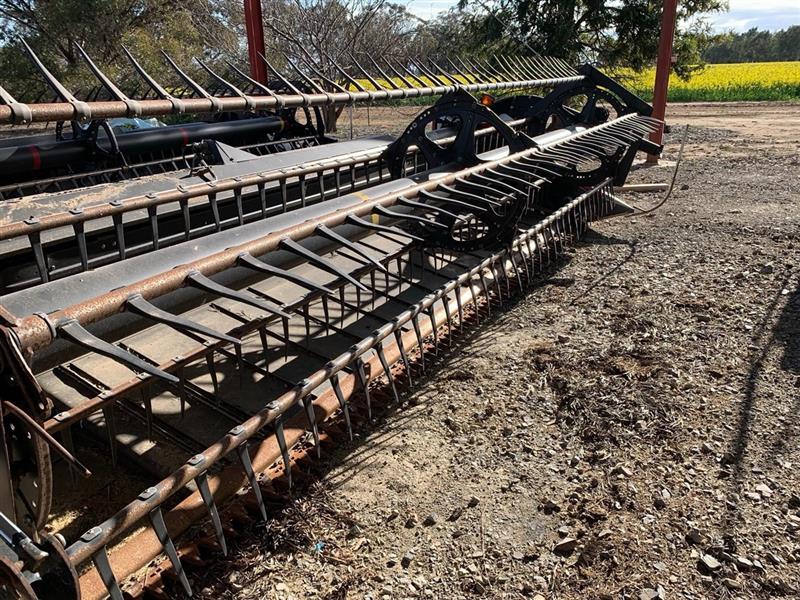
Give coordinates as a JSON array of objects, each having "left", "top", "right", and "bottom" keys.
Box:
[{"left": 723, "top": 275, "right": 799, "bottom": 535}]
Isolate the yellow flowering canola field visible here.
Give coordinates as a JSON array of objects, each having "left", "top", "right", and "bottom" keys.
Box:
[
  {"left": 628, "top": 62, "right": 800, "bottom": 102},
  {"left": 353, "top": 62, "right": 799, "bottom": 103}
]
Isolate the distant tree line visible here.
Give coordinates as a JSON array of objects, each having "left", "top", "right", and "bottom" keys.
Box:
[{"left": 703, "top": 27, "right": 800, "bottom": 63}]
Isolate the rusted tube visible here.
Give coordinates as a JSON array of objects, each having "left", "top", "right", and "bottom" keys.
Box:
[{"left": 0, "top": 77, "right": 584, "bottom": 125}]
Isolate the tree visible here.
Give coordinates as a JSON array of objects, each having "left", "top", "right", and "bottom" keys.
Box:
[
  {"left": 260, "top": 0, "right": 428, "bottom": 131},
  {"left": 448, "top": 0, "right": 727, "bottom": 78},
  {"left": 0, "top": 0, "right": 244, "bottom": 100},
  {"left": 416, "top": 9, "right": 484, "bottom": 63},
  {"left": 774, "top": 27, "right": 800, "bottom": 61}
]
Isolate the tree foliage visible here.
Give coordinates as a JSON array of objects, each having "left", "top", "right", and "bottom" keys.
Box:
[
  {"left": 703, "top": 27, "right": 800, "bottom": 63},
  {"left": 261, "top": 0, "right": 427, "bottom": 76},
  {"left": 0, "top": 0, "right": 243, "bottom": 99},
  {"left": 442, "top": 0, "right": 727, "bottom": 78},
  {"left": 260, "top": 0, "right": 429, "bottom": 129}
]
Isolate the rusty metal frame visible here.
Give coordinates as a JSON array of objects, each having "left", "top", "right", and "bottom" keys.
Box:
[
  {"left": 6, "top": 114, "right": 658, "bottom": 354},
  {"left": 0, "top": 44, "right": 582, "bottom": 125}
]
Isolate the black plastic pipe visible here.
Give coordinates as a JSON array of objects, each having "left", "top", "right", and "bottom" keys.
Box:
[{"left": 0, "top": 116, "right": 286, "bottom": 178}]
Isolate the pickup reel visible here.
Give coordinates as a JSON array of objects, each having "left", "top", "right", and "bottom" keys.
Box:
[
  {"left": 381, "top": 85, "right": 652, "bottom": 252},
  {"left": 382, "top": 90, "right": 535, "bottom": 251}
]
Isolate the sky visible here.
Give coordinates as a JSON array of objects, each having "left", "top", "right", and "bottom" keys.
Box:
[{"left": 404, "top": 0, "right": 800, "bottom": 33}]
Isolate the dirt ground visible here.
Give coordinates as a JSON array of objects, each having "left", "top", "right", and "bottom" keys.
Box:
[{"left": 190, "top": 102, "right": 800, "bottom": 600}]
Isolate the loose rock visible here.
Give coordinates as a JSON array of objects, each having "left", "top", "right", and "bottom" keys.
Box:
[
  {"left": 554, "top": 538, "right": 579, "bottom": 556},
  {"left": 686, "top": 528, "right": 703, "bottom": 545},
  {"left": 722, "top": 577, "right": 742, "bottom": 590},
  {"left": 422, "top": 513, "right": 439, "bottom": 527},
  {"left": 699, "top": 554, "right": 722, "bottom": 573},
  {"left": 447, "top": 507, "right": 464, "bottom": 522}
]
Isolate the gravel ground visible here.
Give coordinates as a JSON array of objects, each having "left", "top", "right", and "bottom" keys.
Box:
[{"left": 189, "top": 103, "right": 800, "bottom": 600}]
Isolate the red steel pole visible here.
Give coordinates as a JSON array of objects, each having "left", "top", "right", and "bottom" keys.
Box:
[
  {"left": 647, "top": 0, "right": 679, "bottom": 164},
  {"left": 244, "top": 0, "right": 268, "bottom": 85}
]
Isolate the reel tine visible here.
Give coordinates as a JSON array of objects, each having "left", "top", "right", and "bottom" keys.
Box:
[
  {"left": 237, "top": 253, "right": 334, "bottom": 295},
  {"left": 283, "top": 54, "right": 329, "bottom": 96},
  {"left": 349, "top": 52, "right": 385, "bottom": 92},
  {"left": 329, "top": 373, "right": 353, "bottom": 440},
  {"left": 75, "top": 44, "right": 140, "bottom": 117},
  {"left": 126, "top": 294, "right": 240, "bottom": 347},
  {"left": 301, "top": 396, "right": 321, "bottom": 458},
  {"left": 346, "top": 214, "right": 424, "bottom": 243},
  {"left": 194, "top": 469, "right": 228, "bottom": 556},
  {"left": 280, "top": 238, "right": 369, "bottom": 292},
  {"left": 160, "top": 51, "right": 222, "bottom": 112},
  {"left": 375, "top": 343, "right": 399, "bottom": 403},
  {"left": 393, "top": 329, "right": 413, "bottom": 387},
  {"left": 373, "top": 205, "right": 449, "bottom": 230},
  {"left": 315, "top": 224, "right": 389, "bottom": 273},
  {"left": 187, "top": 271, "right": 291, "bottom": 321},
  {"left": 20, "top": 39, "right": 91, "bottom": 121},
  {"left": 91, "top": 544, "right": 124, "bottom": 600},
  {"left": 235, "top": 437, "right": 268, "bottom": 521},
  {"left": 195, "top": 57, "right": 254, "bottom": 110},
  {"left": 274, "top": 416, "right": 292, "bottom": 489},
  {"left": 148, "top": 502, "right": 192, "bottom": 596},
  {"left": 354, "top": 358, "right": 373, "bottom": 421},
  {"left": 58, "top": 320, "right": 178, "bottom": 384}
]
